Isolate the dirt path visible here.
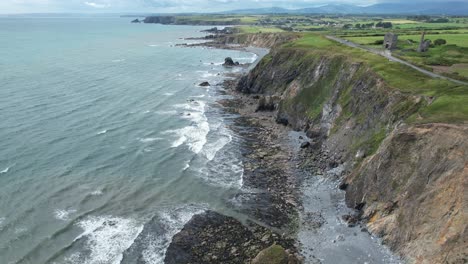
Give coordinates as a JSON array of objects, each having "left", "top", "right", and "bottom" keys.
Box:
[{"left": 326, "top": 36, "right": 468, "bottom": 86}]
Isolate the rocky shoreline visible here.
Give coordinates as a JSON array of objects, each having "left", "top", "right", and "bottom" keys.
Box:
[
  {"left": 160, "top": 30, "right": 409, "bottom": 263},
  {"left": 160, "top": 34, "right": 312, "bottom": 263}
]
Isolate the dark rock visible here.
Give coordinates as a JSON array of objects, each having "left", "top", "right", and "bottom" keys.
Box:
[
  {"left": 342, "top": 214, "right": 359, "bottom": 227},
  {"left": 338, "top": 182, "right": 348, "bottom": 190},
  {"left": 300, "top": 142, "right": 310, "bottom": 149},
  {"left": 223, "top": 57, "right": 239, "bottom": 67},
  {"left": 164, "top": 211, "right": 296, "bottom": 264},
  {"left": 256, "top": 96, "right": 278, "bottom": 112},
  {"left": 131, "top": 19, "right": 141, "bottom": 23},
  {"left": 354, "top": 202, "right": 366, "bottom": 211},
  {"left": 199, "top": 81, "right": 211, "bottom": 87}
]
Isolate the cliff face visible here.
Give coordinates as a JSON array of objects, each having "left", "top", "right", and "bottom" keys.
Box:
[
  {"left": 347, "top": 123, "right": 467, "bottom": 264},
  {"left": 237, "top": 46, "right": 468, "bottom": 263},
  {"left": 220, "top": 33, "right": 300, "bottom": 49}
]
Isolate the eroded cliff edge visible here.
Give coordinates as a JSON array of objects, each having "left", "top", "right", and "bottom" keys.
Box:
[{"left": 236, "top": 44, "right": 467, "bottom": 263}]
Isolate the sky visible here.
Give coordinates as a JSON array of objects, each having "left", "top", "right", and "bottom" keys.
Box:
[{"left": 0, "top": 0, "right": 460, "bottom": 14}]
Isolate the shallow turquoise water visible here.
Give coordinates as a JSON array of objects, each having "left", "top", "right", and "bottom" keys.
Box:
[{"left": 0, "top": 17, "right": 257, "bottom": 264}]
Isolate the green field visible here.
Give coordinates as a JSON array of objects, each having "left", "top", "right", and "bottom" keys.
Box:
[
  {"left": 345, "top": 33, "right": 468, "bottom": 48},
  {"left": 284, "top": 33, "right": 468, "bottom": 123},
  {"left": 238, "top": 26, "right": 284, "bottom": 33}
]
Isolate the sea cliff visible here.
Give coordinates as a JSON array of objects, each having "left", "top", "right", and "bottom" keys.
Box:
[{"left": 235, "top": 33, "right": 467, "bottom": 263}]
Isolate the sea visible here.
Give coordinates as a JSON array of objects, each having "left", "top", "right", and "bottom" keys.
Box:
[{"left": 0, "top": 16, "right": 259, "bottom": 264}]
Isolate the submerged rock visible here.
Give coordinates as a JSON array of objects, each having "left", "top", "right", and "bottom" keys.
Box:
[
  {"left": 199, "top": 81, "right": 211, "bottom": 87},
  {"left": 131, "top": 19, "right": 141, "bottom": 23}
]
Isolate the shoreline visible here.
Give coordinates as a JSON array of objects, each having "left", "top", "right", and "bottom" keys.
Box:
[{"left": 162, "top": 29, "right": 404, "bottom": 263}]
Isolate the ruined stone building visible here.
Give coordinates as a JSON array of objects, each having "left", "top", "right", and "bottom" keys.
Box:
[
  {"left": 417, "top": 32, "right": 431, "bottom": 52},
  {"left": 383, "top": 32, "right": 398, "bottom": 50}
]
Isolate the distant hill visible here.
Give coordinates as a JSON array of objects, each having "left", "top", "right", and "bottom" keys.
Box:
[{"left": 223, "top": 2, "right": 468, "bottom": 15}]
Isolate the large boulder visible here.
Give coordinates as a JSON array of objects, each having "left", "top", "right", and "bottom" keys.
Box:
[
  {"left": 223, "top": 57, "right": 240, "bottom": 67},
  {"left": 199, "top": 81, "right": 211, "bottom": 87}
]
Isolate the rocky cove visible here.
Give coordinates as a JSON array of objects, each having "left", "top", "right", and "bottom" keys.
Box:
[{"left": 145, "top": 31, "right": 466, "bottom": 263}]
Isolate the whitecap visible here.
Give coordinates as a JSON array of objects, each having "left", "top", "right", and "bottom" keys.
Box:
[
  {"left": 143, "top": 110, "right": 151, "bottom": 114},
  {"left": 163, "top": 101, "right": 209, "bottom": 154},
  {"left": 112, "top": 59, "right": 125, "bottom": 63},
  {"left": 163, "top": 92, "right": 174, "bottom": 96},
  {"left": 182, "top": 163, "right": 190, "bottom": 171},
  {"left": 138, "top": 137, "right": 163, "bottom": 143},
  {"left": 97, "top": 130, "right": 107, "bottom": 135},
  {"left": 0, "top": 167, "right": 10, "bottom": 174},
  {"left": 74, "top": 216, "right": 143, "bottom": 264},
  {"left": 154, "top": 110, "right": 177, "bottom": 115},
  {"left": 54, "top": 209, "right": 77, "bottom": 221},
  {"left": 202, "top": 133, "right": 232, "bottom": 161},
  {"left": 90, "top": 190, "right": 103, "bottom": 196},
  {"left": 148, "top": 44, "right": 160, "bottom": 47}
]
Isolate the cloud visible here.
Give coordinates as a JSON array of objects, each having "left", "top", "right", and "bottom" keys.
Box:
[
  {"left": 0, "top": 0, "right": 460, "bottom": 13},
  {"left": 84, "top": 2, "right": 110, "bottom": 8}
]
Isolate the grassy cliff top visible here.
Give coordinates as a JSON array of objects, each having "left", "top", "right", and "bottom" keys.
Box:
[{"left": 281, "top": 33, "right": 468, "bottom": 123}]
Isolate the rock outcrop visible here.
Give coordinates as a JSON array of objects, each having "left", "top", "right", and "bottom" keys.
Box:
[
  {"left": 164, "top": 211, "right": 296, "bottom": 264},
  {"left": 223, "top": 57, "right": 239, "bottom": 67},
  {"left": 346, "top": 123, "right": 468, "bottom": 264}
]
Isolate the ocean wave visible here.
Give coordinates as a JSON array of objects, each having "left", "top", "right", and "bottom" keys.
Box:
[
  {"left": 202, "top": 133, "right": 232, "bottom": 161},
  {"left": 163, "top": 92, "right": 174, "bottom": 96},
  {"left": 97, "top": 130, "right": 107, "bottom": 135},
  {"left": 138, "top": 137, "right": 163, "bottom": 143},
  {"left": 111, "top": 59, "right": 126, "bottom": 63},
  {"left": 0, "top": 217, "right": 5, "bottom": 230},
  {"left": 0, "top": 166, "right": 10, "bottom": 174},
  {"left": 90, "top": 189, "right": 103, "bottom": 196},
  {"left": 164, "top": 101, "right": 209, "bottom": 154},
  {"left": 154, "top": 110, "right": 177, "bottom": 115},
  {"left": 54, "top": 209, "right": 77, "bottom": 221},
  {"left": 122, "top": 204, "right": 206, "bottom": 264},
  {"left": 73, "top": 216, "right": 143, "bottom": 264}
]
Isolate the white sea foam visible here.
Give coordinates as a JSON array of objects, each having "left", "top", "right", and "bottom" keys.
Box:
[
  {"left": 148, "top": 44, "right": 160, "bottom": 47},
  {"left": 74, "top": 216, "right": 143, "bottom": 264},
  {"left": 141, "top": 205, "right": 206, "bottom": 264},
  {"left": 202, "top": 133, "right": 232, "bottom": 161},
  {"left": 163, "top": 92, "right": 174, "bottom": 96},
  {"left": 54, "top": 209, "right": 77, "bottom": 221},
  {"left": 154, "top": 110, "right": 177, "bottom": 115},
  {"left": 182, "top": 163, "right": 190, "bottom": 171},
  {"left": 138, "top": 137, "right": 163, "bottom": 143},
  {"left": 97, "top": 130, "right": 107, "bottom": 135},
  {"left": 90, "top": 189, "right": 103, "bottom": 196},
  {"left": 15, "top": 227, "right": 27, "bottom": 234},
  {"left": 111, "top": 59, "right": 125, "bottom": 63},
  {"left": 163, "top": 101, "right": 209, "bottom": 154},
  {"left": 0, "top": 167, "right": 10, "bottom": 174}
]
